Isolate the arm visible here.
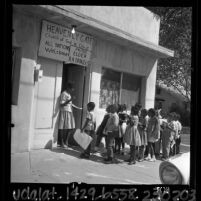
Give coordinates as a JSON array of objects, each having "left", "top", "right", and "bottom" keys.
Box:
[
  {"left": 72, "top": 104, "right": 82, "bottom": 110},
  {"left": 81, "top": 119, "right": 90, "bottom": 132}
]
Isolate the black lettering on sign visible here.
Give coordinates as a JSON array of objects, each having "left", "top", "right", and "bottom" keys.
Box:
[{"left": 45, "top": 41, "right": 53, "bottom": 47}]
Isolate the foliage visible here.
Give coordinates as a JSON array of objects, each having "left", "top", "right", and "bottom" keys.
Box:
[
  {"left": 169, "top": 102, "right": 190, "bottom": 126},
  {"left": 146, "top": 7, "right": 192, "bottom": 102}
]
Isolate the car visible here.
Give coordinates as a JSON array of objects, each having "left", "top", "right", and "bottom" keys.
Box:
[{"left": 159, "top": 152, "right": 190, "bottom": 184}]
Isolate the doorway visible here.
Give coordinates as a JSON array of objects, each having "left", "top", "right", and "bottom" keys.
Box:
[{"left": 62, "top": 63, "right": 86, "bottom": 128}]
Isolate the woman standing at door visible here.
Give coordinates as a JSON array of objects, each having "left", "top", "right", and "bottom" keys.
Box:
[{"left": 57, "top": 82, "right": 82, "bottom": 148}]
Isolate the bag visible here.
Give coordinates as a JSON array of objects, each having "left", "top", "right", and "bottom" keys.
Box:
[{"left": 73, "top": 129, "right": 93, "bottom": 150}]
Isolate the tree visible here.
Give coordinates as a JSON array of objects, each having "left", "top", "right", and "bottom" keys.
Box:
[{"left": 146, "top": 7, "right": 192, "bottom": 102}]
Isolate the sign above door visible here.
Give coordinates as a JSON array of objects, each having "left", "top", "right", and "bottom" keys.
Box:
[{"left": 38, "top": 20, "right": 93, "bottom": 66}]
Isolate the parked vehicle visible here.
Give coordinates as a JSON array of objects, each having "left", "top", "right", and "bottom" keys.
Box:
[{"left": 159, "top": 152, "right": 190, "bottom": 184}]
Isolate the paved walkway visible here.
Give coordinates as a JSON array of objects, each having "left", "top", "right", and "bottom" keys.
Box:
[
  {"left": 11, "top": 134, "right": 190, "bottom": 184},
  {"left": 11, "top": 147, "right": 162, "bottom": 184}
]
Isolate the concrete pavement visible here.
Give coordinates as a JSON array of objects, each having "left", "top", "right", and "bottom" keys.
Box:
[{"left": 11, "top": 134, "right": 190, "bottom": 184}]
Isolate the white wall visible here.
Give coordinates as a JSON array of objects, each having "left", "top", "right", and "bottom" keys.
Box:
[
  {"left": 12, "top": 10, "right": 41, "bottom": 153},
  {"left": 62, "top": 6, "right": 160, "bottom": 44},
  {"left": 90, "top": 37, "right": 157, "bottom": 127}
]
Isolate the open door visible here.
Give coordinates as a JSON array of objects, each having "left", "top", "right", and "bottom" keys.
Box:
[{"left": 62, "top": 63, "right": 86, "bottom": 129}]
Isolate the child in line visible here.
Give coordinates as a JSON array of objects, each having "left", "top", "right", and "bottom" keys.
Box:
[
  {"left": 57, "top": 83, "right": 82, "bottom": 148},
  {"left": 145, "top": 108, "right": 160, "bottom": 162},
  {"left": 104, "top": 104, "right": 119, "bottom": 163},
  {"left": 94, "top": 105, "right": 112, "bottom": 151},
  {"left": 124, "top": 106, "right": 141, "bottom": 165},
  {"left": 154, "top": 109, "right": 163, "bottom": 159},
  {"left": 175, "top": 113, "right": 182, "bottom": 154},
  {"left": 138, "top": 109, "right": 148, "bottom": 162},
  {"left": 114, "top": 104, "right": 128, "bottom": 155},
  {"left": 161, "top": 112, "right": 176, "bottom": 161},
  {"left": 80, "top": 102, "right": 96, "bottom": 159}
]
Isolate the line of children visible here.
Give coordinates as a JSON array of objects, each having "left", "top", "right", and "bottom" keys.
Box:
[{"left": 62, "top": 101, "right": 182, "bottom": 164}]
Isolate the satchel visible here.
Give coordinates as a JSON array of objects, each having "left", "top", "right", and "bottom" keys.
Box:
[{"left": 73, "top": 129, "right": 93, "bottom": 150}]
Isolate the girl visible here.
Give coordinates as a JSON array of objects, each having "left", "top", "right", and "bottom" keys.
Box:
[
  {"left": 161, "top": 112, "right": 176, "bottom": 160},
  {"left": 80, "top": 102, "right": 96, "bottom": 159},
  {"left": 104, "top": 104, "right": 119, "bottom": 163},
  {"left": 138, "top": 109, "right": 148, "bottom": 161},
  {"left": 124, "top": 106, "right": 141, "bottom": 165},
  {"left": 57, "top": 83, "right": 82, "bottom": 148},
  {"left": 114, "top": 104, "right": 128, "bottom": 155},
  {"left": 145, "top": 108, "right": 160, "bottom": 162}
]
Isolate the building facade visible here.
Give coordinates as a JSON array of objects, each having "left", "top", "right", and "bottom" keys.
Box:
[{"left": 12, "top": 5, "right": 174, "bottom": 153}]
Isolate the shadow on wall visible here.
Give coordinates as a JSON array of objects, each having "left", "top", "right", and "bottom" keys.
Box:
[{"left": 44, "top": 140, "right": 53, "bottom": 149}]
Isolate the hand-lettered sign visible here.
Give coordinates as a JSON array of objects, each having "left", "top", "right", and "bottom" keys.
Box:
[{"left": 38, "top": 20, "right": 93, "bottom": 66}]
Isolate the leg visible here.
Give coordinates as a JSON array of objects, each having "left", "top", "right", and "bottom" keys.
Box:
[
  {"left": 105, "top": 132, "right": 115, "bottom": 161},
  {"left": 128, "top": 145, "right": 136, "bottom": 165},
  {"left": 95, "top": 134, "right": 103, "bottom": 147},
  {"left": 139, "top": 145, "right": 145, "bottom": 161},
  {"left": 65, "top": 129, "right": 73, "bottom": 147},
  {"left": 57, "top": 129, "right": 62, "bottom": 146},
  {"left": 115, "top": 138, "right": 121, "bottom": 154},
  {"left": 176, "top": 137, "right": 181, "bottom": 154}
]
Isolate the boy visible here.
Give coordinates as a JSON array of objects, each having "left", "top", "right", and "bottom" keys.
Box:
[{"left": 80, "top": 102, "right": 96, "bottom": 159}]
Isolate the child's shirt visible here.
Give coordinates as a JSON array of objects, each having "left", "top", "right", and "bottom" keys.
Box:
[
  {"left": 104, "top": 112, "right": 119, "bottom": 133},
  {"left": 128, "top": 115, "right": 139, "bottom": 127},
  {"left": 60, "top": 91, "right": 72, "bottom": 112},
  {"left": 118, "top": 111, "right": 128, "bottom": 125},
  {"left": 85, "top": 111, "right": 96, "bottom": 131},
  {"left": 176, "top": 120, "right": 182, "bottom": 134},
  {"left": 147, "top": 116, "right": 160, "bottom": 140},
  {"left": 163, "top": 120, "right": 177, "bottom": 140}
]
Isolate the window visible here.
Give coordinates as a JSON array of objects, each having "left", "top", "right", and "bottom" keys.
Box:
[
  {"left": 121, "top": 73, "right": 141, "bottom": 110},
  {"left": 12, "top": 47, "right": 22, "bottom": 105},
  {"left": 99, "top": 67, "right": 141, "bottom": 110},
  {"left": 99, "top": 68, "right": 121, "bottom": 108}
]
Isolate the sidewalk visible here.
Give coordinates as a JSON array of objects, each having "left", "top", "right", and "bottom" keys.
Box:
[
  {"left": 11, "top": 147, "right": 162, "bottom": 184},
  {"left": 11, "top": 134, "right": 190, "bottom": 184}
]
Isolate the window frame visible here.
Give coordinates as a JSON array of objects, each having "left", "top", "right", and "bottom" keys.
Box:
[{"left": 99, "top": 66, "right": 142, "bottom": 109}]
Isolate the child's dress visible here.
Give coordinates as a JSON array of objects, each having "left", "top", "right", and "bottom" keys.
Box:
[
  {"left": 124, "top": 115, "right": 141, "bottom": 146},
  {"left": 147, "top": 116, "right": 160, "bottom": 143},
  {"left": 58, "top": 91, "right": 75, "bottom": 130},
  {"left": 138, "top": 115, "right": 148, "bottom": 146}
]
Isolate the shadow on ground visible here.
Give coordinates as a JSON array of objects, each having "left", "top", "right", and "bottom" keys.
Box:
[{"left": 51, "top": 146, "right": 124, "bottom": 164}]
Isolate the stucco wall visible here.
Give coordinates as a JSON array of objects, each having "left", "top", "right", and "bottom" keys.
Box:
[
  {"left": 12, "top": 6, "right": 159, "bottom": 152},
  {"left": 90, "top": 37, "right": 157, "bottom": 126},
  {"left": 62, "top": 6, "right": 160, "bottom": 44},
  {"left": 12, "top": 9, "right": 41, "bottom": 153}
]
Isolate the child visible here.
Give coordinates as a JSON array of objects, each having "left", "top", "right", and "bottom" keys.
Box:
[
  {"left": 138, "top": 109, "right": 148, "bottom": 161},
  {"left": 145, "top": 108, "right": 160, "bottom": 162},
  {"left": 114, "top": 104, "right": 128, "bottom": 155},
  {"left": 94, "top": 105, "right": 112, "bottom": 151},
  {"left": 154, "top": 109, "right": 163, "bottom": 158},
  {"left": 104, "top": 104, "right": 119, "bottom": 163},
  {"left": 124, "top": 106, "right": 141, "bottom": 165},
  {"left": 57, "top": 83, "right": 82, "bottom": 148},
  {"left": 80, "top": 102, "right": 96, "bottom": 159},
  {"left": 175, "top": 113, "right": 182, "bottom": 154},
  {"left": 161, "top": 112, "right": 176, "bottom": 161}
]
